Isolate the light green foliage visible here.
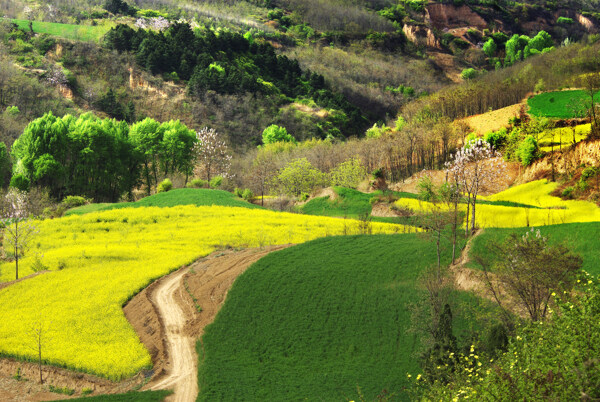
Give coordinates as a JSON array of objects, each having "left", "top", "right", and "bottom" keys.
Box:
[
  {"left": 157, "top": 178, "right": 172, "bottom": 193},
  {"left": 61, "top": 196, "right": 88, "bottom": 209},
  {"left": 516, "top": 135, "right": 539, "bottom": 166},
  {"left": 5, "top": 106, "right": 19, "bottom": 116},
  {"left": 330, "top": 158, "right": 368, "bottom": 189},
  {"left": 198, "top": 234, "right": 488, "bottom": 401},
  {"left": 525, "top": 30, "right": 553, "bottom": 58},
  {"left": 209, "top": 176, "right": 223, "bottom": 189},
  {"left": 261, "top": 125, "right": 297, "bottom": 145},
  {"left": 241, "top": 188, "right": 254, "bottom": 201},
  {"left": 187, "top": 178, "right": 207, "bottom": 189},
  {"left": 365, "top": 123, "right": 392, "bottom": 138},
  {"left": 557, "top": 16, "right": 574, "bottom": 24},
  {"left": 484, "top": 128, "right": 508, "bottom": 150},
  {"left": 482, "top": 38, "right": 497, "bottom": 57},
  {"left": 461, "top": 68, "right": 478, "bottom": 80},
  {"left": 275, "top": 158, "right": 326, "bottom": 196}
]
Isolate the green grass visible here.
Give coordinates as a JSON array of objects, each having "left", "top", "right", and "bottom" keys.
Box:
[
  {"left": 65, "top": 189, "right": 262, "bottom": 215},
  {"left": 55, "top": 390, "right": 171, "bottom": 401},
  {"left": 300, "top": 187, "right": 418, "bottom": 219},
  {"left": 197, "top": 234, "right": 494, "bottom": 401},
  {"left": 9, "top": 19, "right": 114, "bottom": 42},
  {"left": 527, "top": 90, "right": 600, "bottom": 119},
  {"left": 468, "top": 222, "right": 600, "bottom": 275}
]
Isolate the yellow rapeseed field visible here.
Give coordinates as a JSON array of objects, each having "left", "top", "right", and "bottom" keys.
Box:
[
  {"left": 395, "top": 180, "right": 600, "bottom": 228},
  {"left": 0, "top": 205, "right": 406, "bottom": 379}
]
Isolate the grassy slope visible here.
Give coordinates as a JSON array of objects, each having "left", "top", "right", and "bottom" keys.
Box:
[
  {"left": 468, "top": 222, "right": 600, "bottom": 275},
  {"left": 10, "top": 19, "right": 114, "bottom": 42},
  {"left": 66, "top": 189, "right": 262, "bottom": 215},
  {"left": 527, "top": 90, "right": 600, "bottom": 119},
  {"left": 197, "top": 234, "right": 493, "bottom": 401}
]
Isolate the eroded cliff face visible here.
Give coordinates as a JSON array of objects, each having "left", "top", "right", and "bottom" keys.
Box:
[
  {"left": 577, "top": 13, "right": 598, "bottom": 33},
  {"left": 402, "top": 24, "right": 440, "bottom": 49},
  {"left": 128, "top": 67, "right": 169, "bottom": 99},
  {"left": 426, "top": 3, "right": 487, "bottom": 30}
]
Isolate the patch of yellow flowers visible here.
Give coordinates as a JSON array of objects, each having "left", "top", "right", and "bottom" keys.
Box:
[
  {"left": 0, "top": 205, "right": 407, "bottom": 379},
  {"left": 395, "top": 180, "right": 600, "bottom": 228}
]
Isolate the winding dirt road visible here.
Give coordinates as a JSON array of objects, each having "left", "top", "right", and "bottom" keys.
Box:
[
  {"left": 144, "top": 245, "right": 290, "bottom": 401},
  {"left": 148, "top": 267, "right": 198, "bottom": 402}
]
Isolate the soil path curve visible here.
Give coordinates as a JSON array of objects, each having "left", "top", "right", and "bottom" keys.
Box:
[
  {"left": 144, "top": 245, "right": 290, "bottom": 401},
  {"left": 148, "top": 268, "right": 197, "bottom": 402}
]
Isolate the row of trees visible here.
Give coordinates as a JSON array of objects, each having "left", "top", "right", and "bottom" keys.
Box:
[{"left": 11, "top": 112, "right": 231, "bottom": 201}]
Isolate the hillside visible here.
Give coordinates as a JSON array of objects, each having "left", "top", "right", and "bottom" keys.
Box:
[{"left": 0, "top": 0, "right": 599, "bottom": 400}]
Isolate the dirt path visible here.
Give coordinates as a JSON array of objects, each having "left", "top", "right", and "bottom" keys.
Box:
[
  {"left": 142, "top": 245, "right": 290, "bottom": 401},
  {"left": 148, "top": 268, "right": 197, "bottom": 402}
]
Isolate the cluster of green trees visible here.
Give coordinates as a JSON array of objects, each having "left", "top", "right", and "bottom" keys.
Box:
[
  {"left": 104, "top": 23, "right": 364, "bottom": 135},
  {"left": 482, "top": 30, "right": 554, "bottom": 68},
  {"left": 11, "top": 112, "right": 197, "bottom": 201}
]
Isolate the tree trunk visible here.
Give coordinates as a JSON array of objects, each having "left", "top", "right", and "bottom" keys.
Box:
[{"left": 471, "top": 195, "right": 477, "bottom": 232}]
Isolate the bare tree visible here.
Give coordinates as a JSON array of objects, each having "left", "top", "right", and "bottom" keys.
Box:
[
  {"left": 250, "top": 150, "right": 277, "bottom": 206},
  {"left": 477, "top": 228, "right": 582, "bottom": 322},
  {"left": 446, "top": 140, "right": 506, "bottom": 236},
  {"left": 1, "top": 189, "right": 38, "bottom": 280}
]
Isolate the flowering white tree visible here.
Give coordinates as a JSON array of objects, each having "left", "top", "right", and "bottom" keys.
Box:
[
  {"left": 1, "top": 189, "right": 38, "bottom": 280},
  {"left": 135, "top": 17, "right": 171, "bottom": 31},
  {"left": 445, "top": 139, "right": 506, "bottom": 236},
  {"left": 193, "top": 127, "right": 232, "bottom": 183}
]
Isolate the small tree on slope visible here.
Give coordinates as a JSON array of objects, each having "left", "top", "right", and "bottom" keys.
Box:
[{"left": 1, "top": 189, "right": 38, "bottom": 280}]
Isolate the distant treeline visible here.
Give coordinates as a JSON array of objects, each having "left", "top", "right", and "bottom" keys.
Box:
[{"left": 104, "top": 23, "right": 366, "bottom": 136}]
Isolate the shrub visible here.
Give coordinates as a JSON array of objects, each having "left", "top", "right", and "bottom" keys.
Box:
[
  {"left": 187, "top": 178, "right": 207, "bottom": 188},
  {"left": 242, "top": 189, "right": 254, "bottom": 202},
  {"left": 275, "top": 158, "right": 327, "bottom": 196},
  {"left": 157, "top": 178, "right": 173, "bottom": 193},
  {"left": 516, "top": 135, "right": 538, "bottom": 166},
  {"left": 581, "top": 167, "right": 599, "bottom": 181},
  {"left": 299, "top": 192, "right": 310, "bottom": 202},
  {"left": 234, "top": 187, "right": 243, "bottom": 198},
  {"left": 209, "top": 176, "right": 223, "bottom": 189},
  {"left": 262, "top": 125, "right": 297, "bottom": 145},
  {"left": 330, "top": 158, "right": 368, "bottom": 189},
  {"left": 557, "top": 16, "right": 574, "bottom": 24},
  {"left": 461, "top": 68, "right": 478, "bottom": 80},
  {"left": 61, "top": 195, "right": 88, "bottom": 209},
  {"left": 484, "top": 128, "right": 508, "bottom": 150},
  {"left": 9, "top": 174, "right": 30, "bottom": 192},
  {"left": 562, "top": 186, "right": 574, "bottom": 199},
  {"left": 372, "top": 168, "right": 384, "bottom": 180}
]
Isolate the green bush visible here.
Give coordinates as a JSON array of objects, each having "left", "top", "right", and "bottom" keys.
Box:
[
  {"left": 484, "top": 128, "right": 508, "bottom": 150},
  {"left": 209, "top": 176, "right": 223, "bottom": 189},
  {"left": 157, "top": 178, "right": 173, "bottom": 193},
  {"left": 187, "top": 178, "right": 207, "bottom": 188},
  {"left": 330, "top": 158, "right": 368, "bottom": 189},
  {"left": 557, "top": 16, "right": 574, "bottom": 24},
  {"left": 299, "top": 192, "right": 310, "bottom": 202},
  {"left": 516, "top": 135, "right": 538, "bottom": 166},
  {"left": 242, "top": 188, "right": 254, "bottom": 201},
  {"left": 581, "top": 167, "right": 599, "bottom": 181},
  {"left": 9, "top": 174, "right": 30, "bottom": 192},
  {"left": 562, "top": 186, "right": 574, "bottom": 199},
  {"left": 461, "top": 68, "right": 478, "bottom": 80},
  {"left": 233, "top": 187, "right": 243, "bottom": 198},
  {"left": 61, "top": 195, "right": 88, "bottom": 209}
]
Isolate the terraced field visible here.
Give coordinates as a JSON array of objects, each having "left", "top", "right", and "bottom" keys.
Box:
[
  {"left": 527, "top": 90, "right": 600, "bottom": 119},
  {"left": 395, "top": 180, "right": 600, "bottom": 228}
]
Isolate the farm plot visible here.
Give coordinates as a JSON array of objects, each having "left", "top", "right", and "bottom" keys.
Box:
[
  {"left": 9, "top": 19, "right": 114, "bottom": 42},
  {"left": 0, "top": 206, "right": 406, "bottom": 380},
  {"left": 394, "top": 180, "right": 600, "bottom": 228},
  {"left": 198, "top": 234, "right": 493, "bottom": 401},
  {"left": 538, "top": 124, "right": 590, "bottom": 152},
  {"left": 527, "top": 90, "right": 600, "bottom": 119}
]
